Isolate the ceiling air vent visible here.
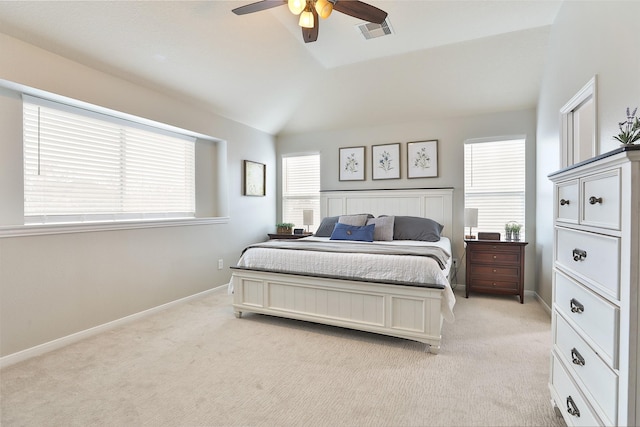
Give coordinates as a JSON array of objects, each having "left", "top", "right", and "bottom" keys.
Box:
[{"left": 356, "top": 18, "right": 393, "bottom": 40}]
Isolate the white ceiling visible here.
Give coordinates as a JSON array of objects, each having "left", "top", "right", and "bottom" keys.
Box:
[{"left": 0, "top": 1, "right": 562, "bottom": 135}]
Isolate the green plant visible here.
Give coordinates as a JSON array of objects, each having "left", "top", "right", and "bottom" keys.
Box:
[
  {"left": 614, "top": 107, "right": 640, "bottom": 145},
  {"left": 276, "top": 222, "right": 295, "bottom": 228}
]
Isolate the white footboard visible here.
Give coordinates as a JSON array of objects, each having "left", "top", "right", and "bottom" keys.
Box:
[{"left": 231, "top": 269, "right": 445, "bottom": 353}]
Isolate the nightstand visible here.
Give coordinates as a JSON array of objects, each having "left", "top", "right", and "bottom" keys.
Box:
[
  {"left": 267, "top": 233, "right": 312, "bottom": 240},
  {"left": 464, "top": 239, "right": 528, "bottom": 303}
]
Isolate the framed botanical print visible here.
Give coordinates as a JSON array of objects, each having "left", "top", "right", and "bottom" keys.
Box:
[
  {"left": 407, "top": 140, "right": 438, "bottom": 178},
  {"left": 243, "top": 160, "right": 266, "bottom": 196},
  {"left": 372, "top": 143, "right": 400, "bottom": 180},
  {"left": 339, "top": 146, "right": 365, "bottom": 181}
]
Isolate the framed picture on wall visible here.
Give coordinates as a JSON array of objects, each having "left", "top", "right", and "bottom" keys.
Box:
[
  {"left": 407, "top": 140, "right": 438, "bottom": 178},
  {"left": 339, "top": 146, "right": 365, "bottom": 181},
  {"left": 243, "top": 160, "right": 266, "bottom": 196},
  {"left": 372, "top": 143, "right": 400, "bottom": 180}
]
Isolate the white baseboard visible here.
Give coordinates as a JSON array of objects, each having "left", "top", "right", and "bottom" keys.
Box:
[{"left": 1, "top": 284, "right": 227, "bottom": 369}]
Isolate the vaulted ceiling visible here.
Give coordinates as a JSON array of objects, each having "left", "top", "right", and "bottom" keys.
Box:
[{"left": 0, "top": 1, "right": 562, "bottom": 135}]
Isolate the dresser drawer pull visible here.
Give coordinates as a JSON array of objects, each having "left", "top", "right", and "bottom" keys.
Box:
[
  {"left": 566, "top": 396, "right": 581, "bottom": 418},
  {"left": 571, "top": 348, "right": 585, "bottom": 366},
  {"left": 560, "top": 198, "right": 570, "bottom": 206},
  {"left": 572, "top": 248, "right": 587, "bottom": 261},
  {"left": 493, "top": 255, "right": 497, "bottom": 259},
  {"left": 570, "top": 298, "right": 584, "bottom": 314},
  {"left": 588, "top": 196, "right": 603, "bottom": 205}
]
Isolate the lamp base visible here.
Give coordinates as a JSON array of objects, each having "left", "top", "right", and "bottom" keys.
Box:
[{"left": 464, "top": 234, "right": 477, "bottom": 240}]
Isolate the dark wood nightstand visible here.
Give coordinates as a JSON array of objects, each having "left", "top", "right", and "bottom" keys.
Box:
[
  {"left": 267, "top": 233, "right": 312, "bottom": 240},
  {"left": 464, "top": 239, "right": 528, "bottom": 303}
]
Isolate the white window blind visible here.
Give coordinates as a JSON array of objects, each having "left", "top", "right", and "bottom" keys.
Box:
[
  {"left": 464, "top": 138, "right": 525, "bottom": 238},
  {"left": 282, "top": 154, "right": 320, "bottom": 232},
  {"left": 23, "top": 95, "right": 196, "bottom": 224}
]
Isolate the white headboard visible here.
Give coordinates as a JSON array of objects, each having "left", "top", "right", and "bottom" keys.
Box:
[{"left": 320, "top": 188, "right": 454, "bottom": 241}]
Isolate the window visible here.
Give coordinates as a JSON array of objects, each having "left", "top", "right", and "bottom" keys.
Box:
[
  {"left": 23, "top": 95, "right": 196, "bottom": 224},
  {"left": 282, "top": 154, "right": 320, "bottom": 232},
  {"left": 464, "top": 138, "right": 525, "bottom": 238}
]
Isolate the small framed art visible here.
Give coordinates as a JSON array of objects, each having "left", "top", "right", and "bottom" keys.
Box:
[
  {"left": 243, "top": 160, "right": 266, "bottom": 196},
  {"left": 407, "top": 140, "right": 438, "bottom": 178},
  {"left": 372, "top": 143, "right": 400, "bottom": 180},
  {"left": 339, "top": 146, "right": 365, "bottom": 181}
]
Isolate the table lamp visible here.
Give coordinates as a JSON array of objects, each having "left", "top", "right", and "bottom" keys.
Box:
[
  {"left": 464, "top": 208, "right": 478, "bottom": 240},
  {"left": 303, "top": 209, "right": 314, "bottom": 233}
]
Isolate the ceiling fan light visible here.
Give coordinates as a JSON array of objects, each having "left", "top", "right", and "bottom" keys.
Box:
[
  {"left": 315, "top": 0, "right": 333, "bottom": 19},
  {"left": 298, "top": 8, "right": 314, "bottom": 28},
  {"left": 288, "top": 0, "right": 306, "bottom": 15}
]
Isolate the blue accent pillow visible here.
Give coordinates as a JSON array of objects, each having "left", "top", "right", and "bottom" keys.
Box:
[{"left": 329, "top": 223, "right": 375, "bottom": 242}]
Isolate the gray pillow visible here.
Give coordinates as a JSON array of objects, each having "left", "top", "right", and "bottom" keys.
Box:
[
  {"left": 389, "top": 216, "right": 444, "bottom": 242},
  {"left": 314, "top": 216, "right": 339, "bottom": 237},
  {"left": 338, "top": 214, "right": 370, "bottom": 227},
  {"left": 366, "top": 216, "right": 395, "bottom": 241}
]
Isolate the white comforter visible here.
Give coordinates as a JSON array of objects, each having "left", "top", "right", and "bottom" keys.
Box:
[{"left": 230, "top": 236, "right": 456, "bottom": 322}]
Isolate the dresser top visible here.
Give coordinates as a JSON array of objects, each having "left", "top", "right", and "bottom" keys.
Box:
[{"left": 549, "top": 145, "right": 640, "bottom": 178}]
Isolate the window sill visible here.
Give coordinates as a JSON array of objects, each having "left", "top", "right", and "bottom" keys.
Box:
[{"left": 0, "top": 217, "right": 229, "bottom": 238}]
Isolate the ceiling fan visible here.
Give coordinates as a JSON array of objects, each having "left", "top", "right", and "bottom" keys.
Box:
[{"left": 232, "top": 0, "right": 388, "bottom": 43}]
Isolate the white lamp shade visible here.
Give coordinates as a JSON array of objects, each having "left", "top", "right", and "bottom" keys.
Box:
[
  {"left": 303, "top": 209, "right": 314, "bottom": 226},
  {"left": 298, "top": 9, "right": 314, "bottom": 28},
  {"left": 288, "top": 0, "right": 306, "bottom": 15},
  {"left": 315, "top": 0, "right": 333, "bottom": 18},
  {"left": 464, "top": 208, "right": 478, "bottom": 227}
]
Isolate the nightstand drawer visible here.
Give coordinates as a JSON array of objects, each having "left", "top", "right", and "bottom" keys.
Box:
[
  {"left": 554, "top": 313, "right": 617, "bottom": 424},
  {"left": 469, "top": 250, "right": 520, "bottom": 265},
  {"left": 467, "top": 278, "right": 518, "bottom": 291},
  {"left": 471, "top": 265, "right": 519, "bottom": 278}
]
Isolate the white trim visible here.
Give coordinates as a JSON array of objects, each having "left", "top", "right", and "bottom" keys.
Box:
[
  {"left": 0, "top": 285, "right": 228, "bottom": 369},
  {"left": 560, "top": 75, "right": 598, "bottom": 168},
  {"left": 0, "top": 216, "right": 229, "bottom": 238}
]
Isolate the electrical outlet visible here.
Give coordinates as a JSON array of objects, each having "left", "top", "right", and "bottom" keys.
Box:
[
  {"left": 452, "top": 258, "right": 458, "bottom": 268},
  {"left": 218, "top": 258, "right": 223, "bottom": 270}
]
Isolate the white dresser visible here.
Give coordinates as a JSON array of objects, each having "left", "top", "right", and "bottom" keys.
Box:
[{"left": 549, "top": 146, "right": 640, "bottom": 426}]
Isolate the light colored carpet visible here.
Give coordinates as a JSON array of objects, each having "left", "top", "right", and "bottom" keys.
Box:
[{"left": 1, "top": 287, "right": 565, "bottom": 427}]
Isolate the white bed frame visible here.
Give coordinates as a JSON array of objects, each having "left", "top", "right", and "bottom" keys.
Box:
[{"left": 231, "top": 188, "right": 454, "bottom": 353}]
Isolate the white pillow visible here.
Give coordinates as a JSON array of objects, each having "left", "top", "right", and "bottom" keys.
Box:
[{"left": 366, "top": 216, "right": 395, "bottom": 241}]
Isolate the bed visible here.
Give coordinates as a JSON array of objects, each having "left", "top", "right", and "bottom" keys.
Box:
[{"left": 229, "top": 188, "right": 455, "bottom": 353}]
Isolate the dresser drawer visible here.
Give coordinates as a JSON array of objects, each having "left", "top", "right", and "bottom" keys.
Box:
[
  {"left": 554, "top": 313, "right": 618, "bottom": 424},
  {"left": 556, "top": 179, "right": 579, "bottom": 223},
  {"left": 581, "top": 168, "right": 620, "bottom": 230},
  {"left": 555, "top": 228, "right": 620, "bottom": 299},
  {"left": 551, "top": 356, "right": 603, "bottom": 426},
  {"left": 554, "top": 270, "right": 619, "bottom": 366}
]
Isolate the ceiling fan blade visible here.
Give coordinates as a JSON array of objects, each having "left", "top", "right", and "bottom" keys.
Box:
[
  {"left": 232, "top": 0, "right": 286, "bottom": 15},
  {"left": 302, "top": 8, "right": 319, "bottom": 43},
  {"left": 333, "top": 0, "right": 387, "bottom": 24}
]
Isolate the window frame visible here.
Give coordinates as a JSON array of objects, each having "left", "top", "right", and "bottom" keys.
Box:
[
  {"left": 464, "top": 136, "right": 526, "bottom": 240},
  {"left": 281, "top": 153, "right": 320, "bottom": 232},
  {"left": 0, "top": 81, "right": 228, "bottom": 239}
]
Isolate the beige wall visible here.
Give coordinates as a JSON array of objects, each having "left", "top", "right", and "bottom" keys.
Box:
[
  {"left": 535, "top": 1, "right": 640, "bottom": 306},
  {"left": 277, "top": 108, "right": 537, "bottom": 292},
  {"left": 0, "top": 34, "right": 276, "bottom": 358}
]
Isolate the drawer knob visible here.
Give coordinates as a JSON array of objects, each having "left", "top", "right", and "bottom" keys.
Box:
[
  {"left": 560, "top": 198, "right": 570, "bottom": 206},
  {"left": 570, "top": 298, "right": 584, "bottom": 314},
  {"left": 566, "top": 396, "right": 581, "bottom": 418},
  {"left": 589, "top": 196, "right": 603, "bottom": 205},
  {"left": 571, "top": 348, "right": 585, "bottom": 366},
  {"left": 493, "top": 269, "right": 497, "bottom": 273},
  {"left": 572, "top": 248, "right": 587, "bottom": 262},
  {"left": 493, "top": 255, "right": 497, "bottom": 259}
]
